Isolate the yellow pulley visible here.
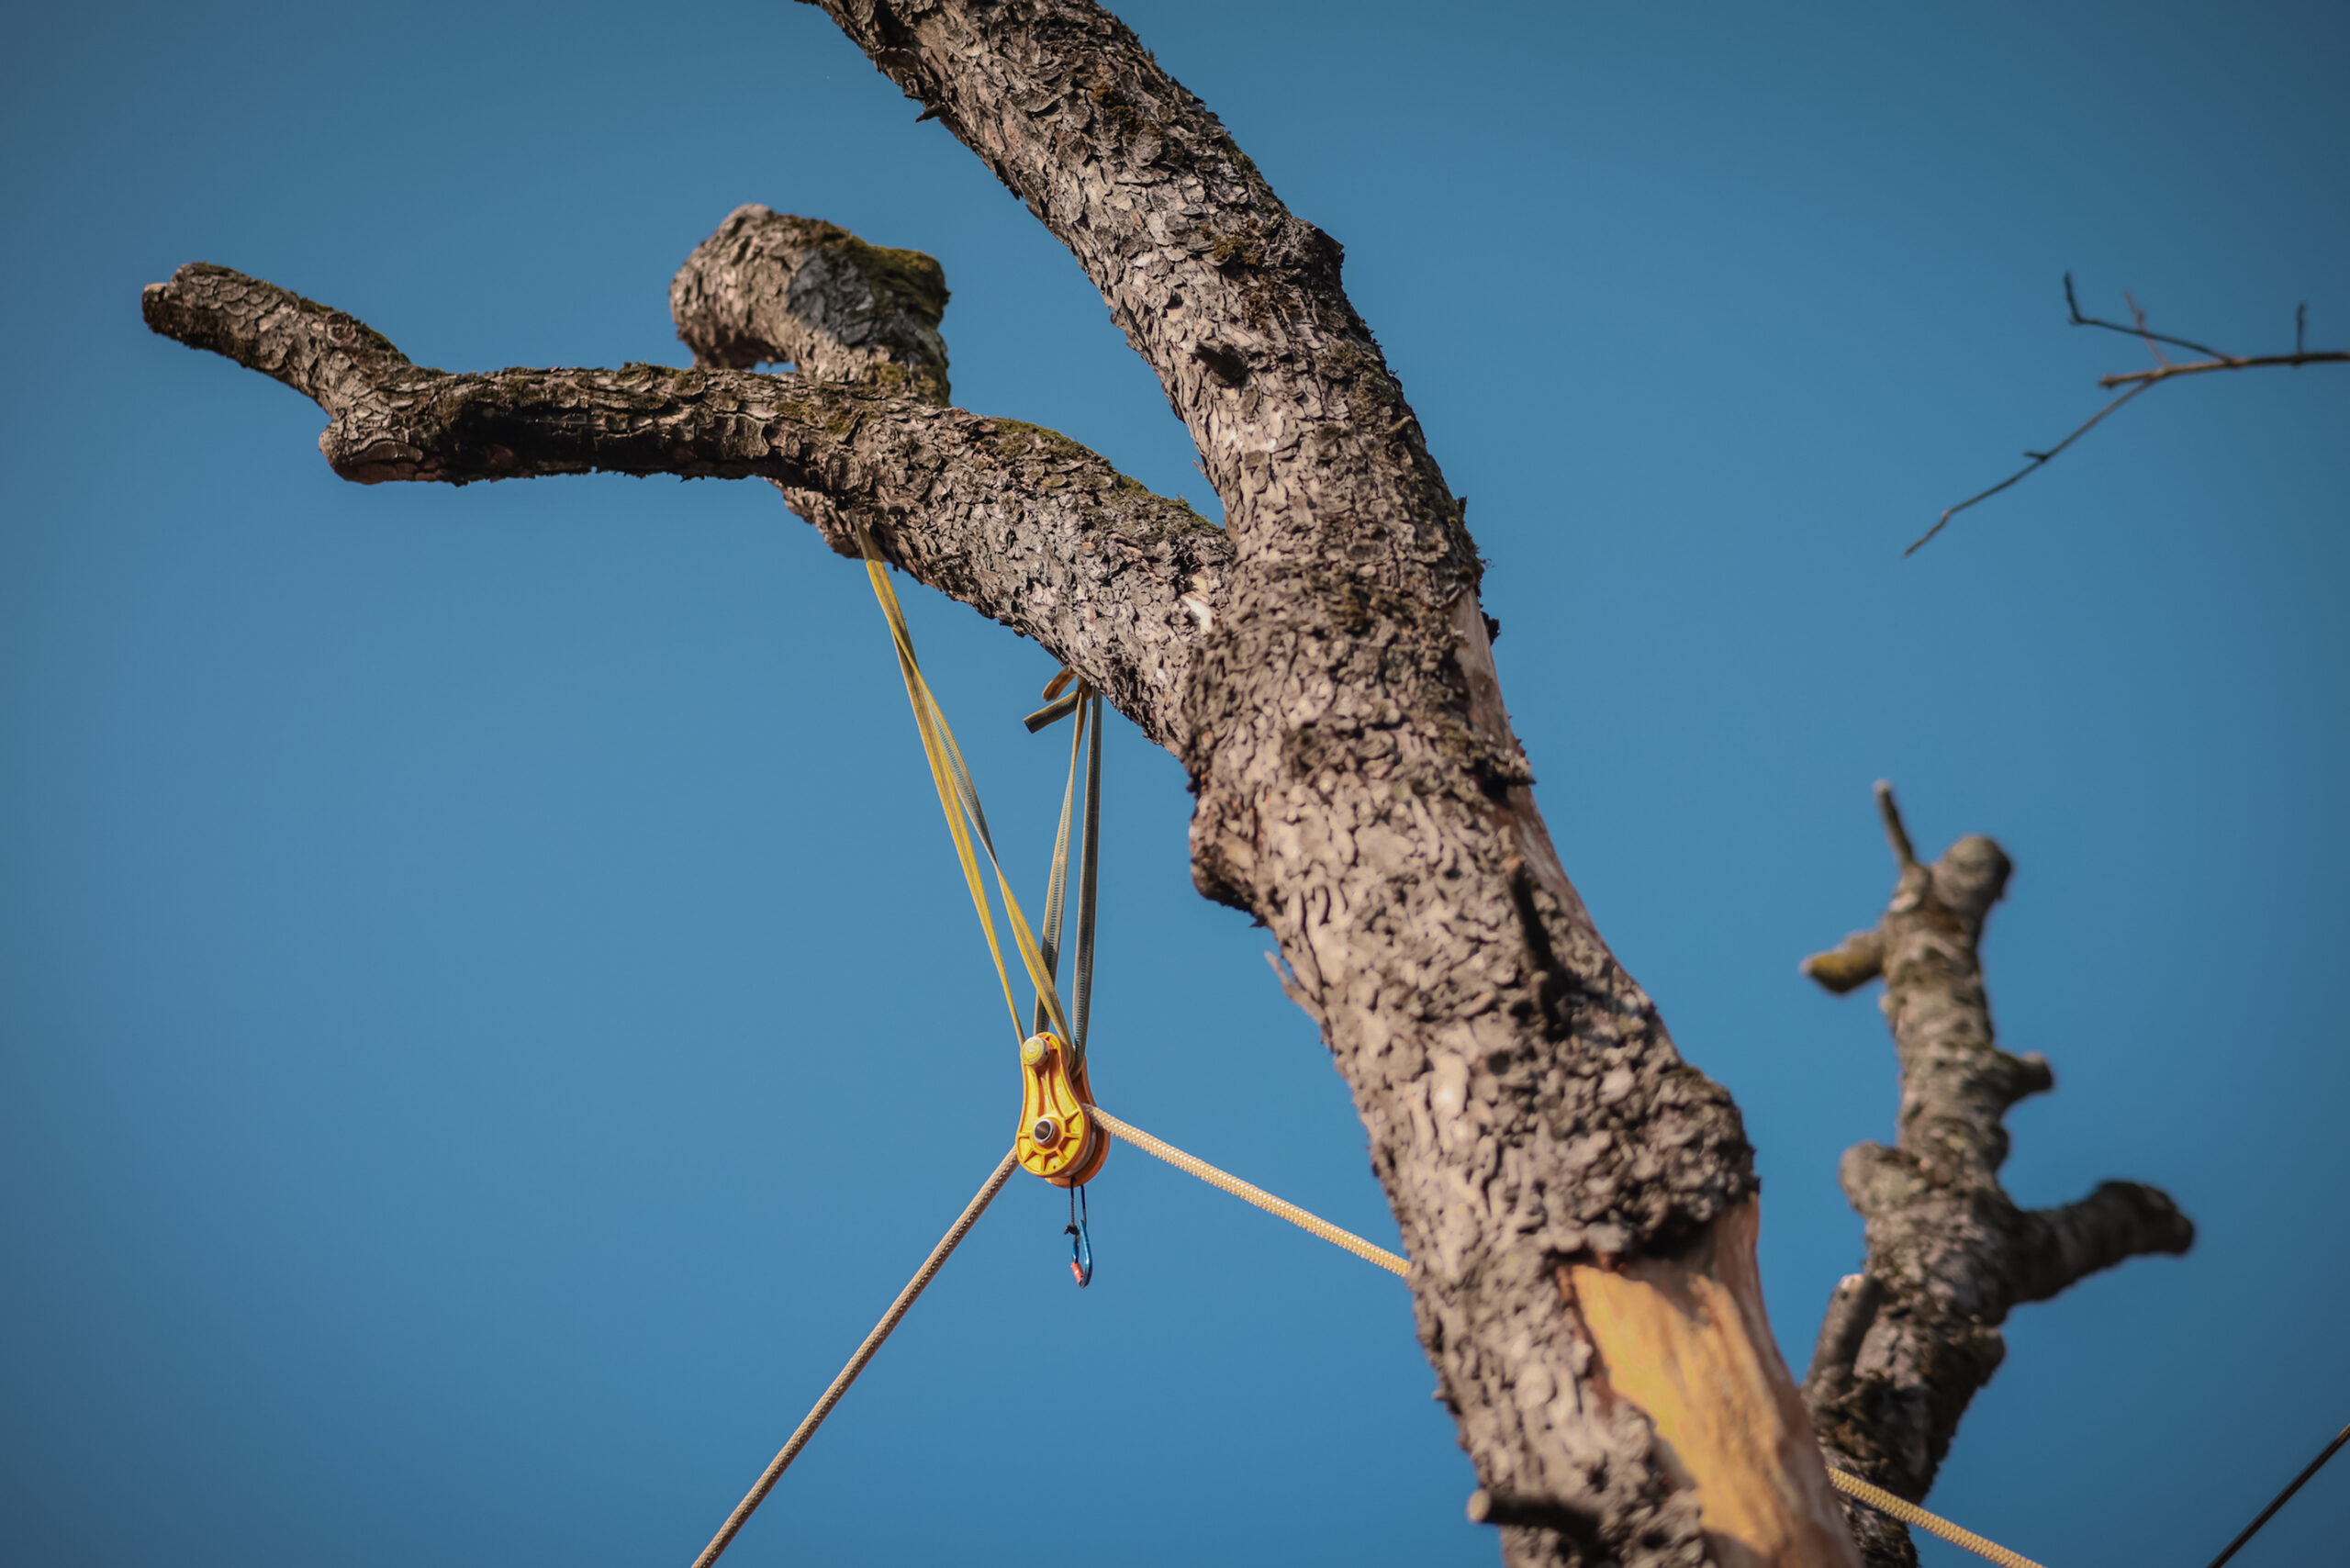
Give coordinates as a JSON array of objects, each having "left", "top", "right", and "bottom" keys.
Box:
[{"left": 1014, "top": 1031, "right": 1110, "bottom": 1187}]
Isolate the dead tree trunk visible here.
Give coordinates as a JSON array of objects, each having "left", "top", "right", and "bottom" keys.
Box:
[
  {"left": 1799, "top": 786, "right": 2195, "bottom": 1567},
  {"left": 138, "top": 5, "right": 2185, "bottom": 1563}
]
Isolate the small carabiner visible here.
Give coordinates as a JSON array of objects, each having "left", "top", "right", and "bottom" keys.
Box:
[{"left": 1065, "top": 1183, "right": 1093, "bottom": 1288}]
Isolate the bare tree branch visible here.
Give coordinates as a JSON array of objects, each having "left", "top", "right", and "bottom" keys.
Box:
[
  {"left": 1903, "top": 383, "right": 2157, "bottom": 556},
  {"left": 1873, "top": 778, "right": 1916, "bottom": 868},
  {"left": 1800, "top": 785, "right": 2195, "bottom": 1568},
  {"left": 798, "top": 16, "right": 1873, "bottom": 1565},
  {"left": 1908, "top": 276, "right": 2345, "bottom": 554},
  {"left": 800, "top": 0, "right": 1471, "bottom": 595},
  {"left": 2098, "top": 349, "right": 2350, "bottom": 389},
  {"left": 1802, "top": 1272, "right": 1884, "bottom": 1405},
  {"left": 142, "top": 254, "right": 1226, "bottom": 751},
  {"left": 151, "top": 5, "right": 1881, "bottom": 1561}
]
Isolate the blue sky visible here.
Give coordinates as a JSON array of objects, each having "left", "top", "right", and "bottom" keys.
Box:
[{"left": 4, "top": 3, "right": 2344, "bottom": 1565}]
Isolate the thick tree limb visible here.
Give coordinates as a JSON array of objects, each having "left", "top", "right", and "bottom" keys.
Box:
[
  {"left": 151, "top": 4, "right": 1865, "bottom": 1560},
  {"left": 802, "top": 8, "right": 1865, "bottom": 1568},
  {"left": 2098, "top": 349, "right": 2350, "bottom": 388},
  {"left": 1802, "top": 1273, "right": 1884, "bottom": 1404},
  {"left": 142, "top": 258, "right": 1225, "bottom": 750},
  {"left": 1800, "top": 783, "right": 2194, "bottom": 1568}
]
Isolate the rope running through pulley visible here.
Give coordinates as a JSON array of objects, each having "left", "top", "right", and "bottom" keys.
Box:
[{"left": 689, "top": 532, "right": 2068, "bottom": 1568}]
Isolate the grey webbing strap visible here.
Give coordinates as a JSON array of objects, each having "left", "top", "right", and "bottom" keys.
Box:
[
  {"left": 1071, "top": 689, "right": 1102, "bottom": 1066},
  {"left": 1032, "top": 692, "right": 1089, "bottom": 1039},
  {"left": 936, "top": 718, "right": 1000, "bottom": 869},
  {"left": 1027, "top": 681, "right": 1104, "bottom": 1072},
  {"left": 854, "top": 520, "right": 1070, "bottom": 1047},
  {"left": 947, "top": 710, "right": 1075, "bottom": 1047}
]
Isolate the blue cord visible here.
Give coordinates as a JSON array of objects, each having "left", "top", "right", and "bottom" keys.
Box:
[{"left": 1066, "top": 1183, "right": 1093, "bottom": 1288}]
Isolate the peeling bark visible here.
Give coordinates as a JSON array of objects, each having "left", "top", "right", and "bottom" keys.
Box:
[{"left": 1799, "top": 784, "right": 2194, "bottom": 1568}]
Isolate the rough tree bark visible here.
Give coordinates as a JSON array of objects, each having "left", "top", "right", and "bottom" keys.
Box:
[
  {"left": 1798, "top": 785, "right": 2194, "bottom": 1568},
  {"left": 141, "top": 257, "right": 1224, "bottom": 743},
  {"left": 140, "top": 5, "right": 2185, "bottom": 1563}
]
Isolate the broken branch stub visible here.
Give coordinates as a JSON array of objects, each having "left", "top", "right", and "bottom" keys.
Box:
[
  {"left": 141, "top": 235, "right": 1225, "bottom": 751},
  {"left": 1799, "top": 784, "right": 2194, "bottom": 1568},
  {"left": 671, "top": 204, "right": 952, "bottom": 404},
  {"left": 149, "top": 0, "right": 1887, "bottom": 1551}
]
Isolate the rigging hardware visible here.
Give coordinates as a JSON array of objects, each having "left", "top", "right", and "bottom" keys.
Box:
[
  {"left": 1066, "top": 1183, "right": 1093, "bottom": 1288},
  {"left": 1014, "top": 1030, "right": 1109, "bottom": 1186}
]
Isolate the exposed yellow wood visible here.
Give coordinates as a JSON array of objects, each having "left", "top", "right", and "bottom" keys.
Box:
[{"left": 1566, "top": 1198, "right": 1859, "bottom": 1568}]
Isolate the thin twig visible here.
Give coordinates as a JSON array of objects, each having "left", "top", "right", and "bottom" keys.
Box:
[
  {"left": 1873, "top": 779, "right": 1916, "bottom": 868},
  {"left": 1904, "top": 381, "right": 2155, "bottom": 555},
  {"left": 2063, "top": 272, "right": 2226, "bottom": 360},
  {"left": 2123, "top": 292, "right": 2173, "bottom": 367},
  {"left": 1909, "top": 281, "right": 2344, "bottom": 554},
  {"left": 2101, "top": 349, "right": 2350, "bottom": 389}
]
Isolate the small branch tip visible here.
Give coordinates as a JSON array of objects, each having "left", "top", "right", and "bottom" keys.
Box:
[
  {"left": 1916, "top": 275, "right": 2339, "bottom": 552},
  {"left": 1874, "top": 781, "right": 1916, "bottom": 868}
]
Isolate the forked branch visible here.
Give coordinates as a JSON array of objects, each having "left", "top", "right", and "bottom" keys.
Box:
[
  {"left": 142, "top": 219, "right": 1229, "bottom": 750},
  {"left": 1908, "top": 275, "right": 2345, "bottom": 554},
  {"left": 1799, "top": 783, "right": 2194, "bottom": 1568}
]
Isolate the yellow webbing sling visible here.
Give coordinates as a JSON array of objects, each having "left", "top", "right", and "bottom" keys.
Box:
[{"left": 855, "top": 522, "right": 1073, "bottom": 1047}]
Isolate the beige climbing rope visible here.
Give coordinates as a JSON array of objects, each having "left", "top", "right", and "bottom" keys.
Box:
[
  {"left": 1820, "top": 1469, "right": 2046, "bottom": 1568},
  {"left": 709, "top": 540, "right": 2049, "bottom": 1568},
  {"left": 1084, "top": 1103, "right": 2043, "bottom": 1568},
  {"left": 1085, "top": 1103, "right": 1408, "bottom": 1277},
  {"left": 688, "top": 1149, "right": 1021, "bottom": 1568}
]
